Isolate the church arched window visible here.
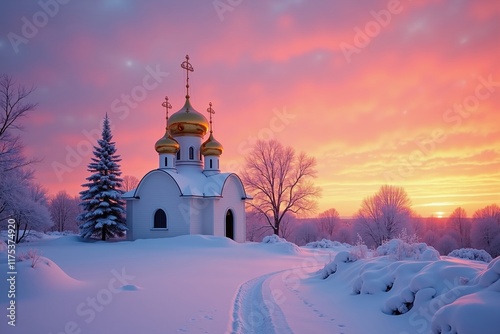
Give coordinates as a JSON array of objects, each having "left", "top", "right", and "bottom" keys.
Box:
[
  {"left": 153, "top": 209, "right": 167, "bottom": 229},
  {"left": 210, "top": 159, "right": 213, "bottom": 169},
  {"left": 176, "top": 150, "right": 180, "bottom": 160},
  {"left": 189, "top": 147, "right": 194, "bottom": 160}
]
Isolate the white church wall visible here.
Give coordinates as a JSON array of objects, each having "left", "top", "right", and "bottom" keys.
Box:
[
  {"left": 188, "top": 198, "right": 203, "bottom": 235},
  {"left": 200, "top": 200, "right": 215, "bottom": 235},
  {"left": 125, "top": 202, "right": 134, "bottom": 240},
  {"left": 127, "top": 171, "right": 189, "bottom": 240},
  {"left": 175, "top": 136, "right": 203, "bottom": 167},
  {"left": 215, "top": 175, "right": 246, "bottom": 242}
]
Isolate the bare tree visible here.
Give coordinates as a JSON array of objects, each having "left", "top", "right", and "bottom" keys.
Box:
[
  {"left": 0, "top": 74, "right": 37, "bottom": 136},
  {"left": 241, "top": 139, "right": 320, "bottom": 236},
  {"left": 295, "top": 220, "right": 319, "bottom": 245},
  {"left": 49, "top": 191, "right": 81, "bottom": 232},
  {"left": 447, "top": 207, "right": 470, "bottom": 247},
  {"left": 0, "top": 74, "right": 38, "bottom": 172},
  {"left": 278, "top": 212, "right": 296, "bottom": 240},
  {"left": 246, "top": 210, "right": 273, "bottom": 241},
  {"left": 471, "top": 204, "right": 500, "bottom": 257},
  {"left": 436, "top": 234, "right": 459, "bottom": 255},
  {"left": 0, "top": 74, "right": 36, "bottom": 216},
  {"left": 122, "top": 175, "right": 140, "bottom": 192},
  {"left": 318, "top": 208, "right": 340, "bottom": 240},
  {"left": 355, "top": 185, "right": 412, "bottom": 247}
]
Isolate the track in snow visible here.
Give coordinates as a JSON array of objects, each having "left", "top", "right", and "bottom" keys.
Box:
[{"left": 230, "top": 270, "right": 293, "bottom": 334}]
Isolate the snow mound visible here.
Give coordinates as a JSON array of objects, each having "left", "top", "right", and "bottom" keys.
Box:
[
  {"left": 46, "top": 231, "right": 79, "bottom": 237},
  {"left": 120, "top": 284, "right": 141, "bottom": 291},
  {"left": 320, "top": 251, "right": 359, "bottom": 279},
  {"left": 376, "top": 239, "right": 440, "bottom": 261},
  {"left": 319, "top": 246, "right": 499, "bottom": 332},
  {"left": 431, "top": 256, "right": 500, "bottom": 334},
  {"left": 448, "top": 248, "right": 493, "bottom": 263},
  {"left": 11, "top": 256, "right": 83, "bottom": 300},
  {"left": 306, "top": 239, "right": 351, "bottom": 249},
  {"left": 382, "top": 259, "right": 480, "bottom": 315},
  {"left": 262, "top": 234, "right": 287, "bottom": 244},
  {"left": 261, "top": 235, "right": 301, "bottom": 255}
]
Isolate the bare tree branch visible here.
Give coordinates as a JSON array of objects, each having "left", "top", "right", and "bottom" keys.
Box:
[
  {"left": 355, "top": 185, "right": 412, "bottom": 247},
  {"left": 241, "top": 139, "right": 321, "bottom": 236},
  {"left": 0, "top": 74, "right": 38, "bottom": 137}
]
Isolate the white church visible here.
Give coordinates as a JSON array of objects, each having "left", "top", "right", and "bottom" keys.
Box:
[{"left": 123, "top": 56, "right": 249, "bottom": 242}]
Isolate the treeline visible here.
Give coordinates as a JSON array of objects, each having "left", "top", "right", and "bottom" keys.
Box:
[{"left": 247, "top": 186, "right": 500, "bottom": 257}]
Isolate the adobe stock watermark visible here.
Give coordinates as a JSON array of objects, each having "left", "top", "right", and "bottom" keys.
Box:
[
  {"left": 384, "top": 74, "right": 499, "bottom": 182},
  {"left": 51, "top": 65, "right": 169, "bottom": 182},
  {"left": 339, "top": 0, "right": 409, "bottom": 64},
  {"left": 50, "top": 268, "right": 136, "bottom": 334},
  {"left": 213, "top": 0, "right": 244, "bottom": 21},
  {"left": 7, "top": 0, "right": 72, "bottom": 54}
]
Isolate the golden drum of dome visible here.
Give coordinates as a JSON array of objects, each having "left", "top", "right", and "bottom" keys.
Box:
[
  {"left": 155, "top": 131, "right": 180, "bottom": 154},
  {"left": 168, "top": 98, "right": 209, "bottom": 137},
  {"left": 201, "top": 133, "right": 223, "bottom": 156}
]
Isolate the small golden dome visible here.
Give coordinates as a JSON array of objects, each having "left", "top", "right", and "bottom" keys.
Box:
[
  {"left": 155, "top": 131, "right": 180, "bottom": 154},
  {"left": 201, "top": 133, "right": 223, "bottom": 156},
  {"left": 168, "top": 98, "right": 209, "bottom": 137}
]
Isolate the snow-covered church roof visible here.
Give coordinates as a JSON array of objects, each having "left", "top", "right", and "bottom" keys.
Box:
[{"left": 122, "top": 169, "right": 250, "bottom": 200}]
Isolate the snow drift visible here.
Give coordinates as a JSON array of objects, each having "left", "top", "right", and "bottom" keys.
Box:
[
  {"left": 7, "top": 255, "right": 83, "bottom": 302},
  {"left": 261, "top": 234, "right": 302, "bottom": 255},
  {"left": 319, "top": 240, "right": 500, "bottom": 334}
]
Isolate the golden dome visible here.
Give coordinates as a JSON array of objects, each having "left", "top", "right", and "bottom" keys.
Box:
[
  {"left": 201, "top": 133, "right": 223, "bottom": 156},
  {"left": 168, "top": 98, "right": 209, "bottom": 137},
  {"left": 155, "top": 130, "right": 180, "bottom": 154}
]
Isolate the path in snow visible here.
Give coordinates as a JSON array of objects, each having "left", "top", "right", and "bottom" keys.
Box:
[
  {"left": 230, "top": 270, "right": 293, "bottom": 334},
  {"left": 230, "top": 262, "right": 347, "bottom": 334}
]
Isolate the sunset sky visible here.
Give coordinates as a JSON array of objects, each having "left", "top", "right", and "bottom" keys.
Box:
[{"left": 1, "top": 0, "right": 499, "bottom": 218}]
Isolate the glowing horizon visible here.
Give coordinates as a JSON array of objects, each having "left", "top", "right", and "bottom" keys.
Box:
[{"left": 1, "top": 1, "right": 499, "bottom": 218}]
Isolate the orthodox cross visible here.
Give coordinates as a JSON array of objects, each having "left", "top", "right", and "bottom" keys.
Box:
[
  {"left": 207, "top": 102, "right": 215, "bottom": 133},
  {"left": 161, "top": 96, "right": 172, "bottom": 125},
  {"left": 181, "top": 54, "right": 194, "bottom": 99}
]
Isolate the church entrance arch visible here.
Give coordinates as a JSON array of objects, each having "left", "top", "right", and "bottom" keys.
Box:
[{"left": 225, "top": 209, "right": 234, "bottom": 240}]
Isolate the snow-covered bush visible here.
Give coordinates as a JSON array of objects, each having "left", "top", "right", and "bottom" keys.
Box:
[
  {"left": 320, "top": 251, "right": 358, "bottom": 279},
  {"left": 350, "top": 233, "right": 369, "bottom": 259},
  {"left": 448, "top": 248, "right": 493, "bottom": 263},
  {"left": 306, "top": 239, "right": 350, "bottom": 248},
  {"left": 376, "top": 239, "right": 440, "bottom": 261},
  {"left": 261, "top": 234, "right": 301, "bottom": 255},
  {"left": 431, "top": 257, "right": 500, "bottom": 333},
  {"left": 46, "top": 231, "right": 79, "bottom": 237},
  {"left": 353, "top": 261, "right": 397, "bottom": 295},
  {"left": 262, "top": 234, "right": 287, "bottom": 244}
]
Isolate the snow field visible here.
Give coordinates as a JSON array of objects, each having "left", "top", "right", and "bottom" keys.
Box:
[
  {"left": 1, "top": 234, "right": 498, "bottom": 333},
  {"left": 0, "top": 235, "right": 322, "bottom": 334}
]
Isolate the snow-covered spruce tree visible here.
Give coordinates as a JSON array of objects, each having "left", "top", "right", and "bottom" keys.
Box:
[{"left": 78, "top": 114, "right": 127, "bottom": 240}]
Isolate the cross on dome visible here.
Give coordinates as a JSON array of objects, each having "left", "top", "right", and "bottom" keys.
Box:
[
  {"left": 207, "top": 102, "right": 215, "bottom": 134},
  {"left": 161, "top": 96, "right": 172, "bottom": 124},
  {"left": 181, "top": 54, "right": 194, "bottom": 100}
]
